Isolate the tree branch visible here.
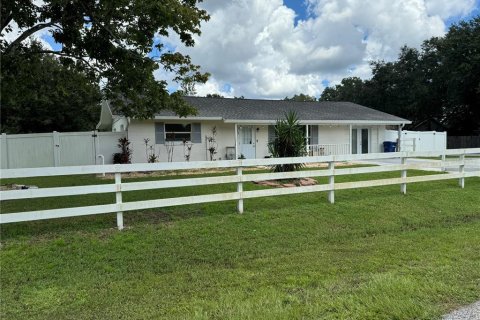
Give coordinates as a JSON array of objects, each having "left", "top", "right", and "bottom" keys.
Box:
[
  {"left": 31, "top": 50, "right": 103, "bottom": 74},
  {"left": 4, "top": 21, "right": 55, "bottom": 54}
]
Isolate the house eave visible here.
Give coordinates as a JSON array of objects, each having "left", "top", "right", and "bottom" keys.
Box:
[
  {"left": 153, "top": 116, "right": 224, "bottom": 121},
  {"left": 223, "top": 119, "right": 412, "bottom": 125}
]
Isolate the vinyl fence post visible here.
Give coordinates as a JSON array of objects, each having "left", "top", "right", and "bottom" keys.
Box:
[
  {"left": 328, "top": 161, "right": 335, "bottom": 204},
  {"left": 115, "top": 171, "right": 124, "bottom": 230},
  {"left": 52, "top": 131, "right": 60, "bottom": 167},
  {"left": 459, "top": 153, "right": 465, "bottom": 188},
  {"left": 441, "top": 153, "right": 446, "bottom": 172},
  {"left": 1, "top": 133, "right": 8, "bottom": 169},
  {"left": 400, "top": 155, "right": 407, "bottom": 194},
  {"left": 237, "top": 167, "right": 244, "bottom": 213}
]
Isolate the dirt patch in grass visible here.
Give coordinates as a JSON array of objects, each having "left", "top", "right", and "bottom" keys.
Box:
[{"left": 254, "top": 177, "right": 318, "bottom": 188}]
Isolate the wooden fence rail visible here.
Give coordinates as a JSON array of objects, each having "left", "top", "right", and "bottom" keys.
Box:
[{"left": 1, "top": 149, "right": 479, "bottom": 230}]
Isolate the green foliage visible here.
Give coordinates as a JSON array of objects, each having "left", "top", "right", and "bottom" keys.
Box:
[
  {"left": 0, "top": 42, "right": 102, "bottom": 133},
  {"left": 268, "top": 111, "right": 306, "bottom": 172},
  {"left": 284, "top": 93, "right": 317, "bottom": 102},
  {"left": 319, "top": 16, "right": 480, "bottom": 135},
  {"left": 1, "top": 0, "right": 210, "bottom": 119},
  {"left": 205, "top": 93, "right": 224, "bottom": 98},
  {"left": 320, "top": 77, "right": 365, "bottom": 103},
  {"left": 113, "top": 137, "right": 132, "bottom": 164}
]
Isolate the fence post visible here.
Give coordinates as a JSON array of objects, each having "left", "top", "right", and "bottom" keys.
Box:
[
  {"left": 459, "top": 152, "right": 465, "bottom": 188},
  {"left": 441, "top": 153, "right": 446, "bottom": 172},
  {"left": 328, "top": 161, "right": 335, "bottom": 204},
  {"left": 237, "top": 167, "right": 243, "bottom": 213},
  {"left": 52, "top": 131, "right": 60, "bottom": 167},
  {"left": 400, "top": 155, "right": 407, "bottom": 194},
  {"left": 1, "top": 133, "right": 8, "bottom": 169},
  {"left": 115, "top": 171, "right": 124, "bottom": 230}
]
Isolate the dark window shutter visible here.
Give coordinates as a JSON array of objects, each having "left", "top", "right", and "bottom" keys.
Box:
[
  {"left": 310, "top": 125, "right": 318, "bottom": 145},
  {"left": 191, "top": 123, "right": 201, "bottom": 143},
  {"left": 155, "top": 122, "right": 165, "bottom": 144},
  {"left": 268, "top": 125, "right": 276, "bottom": 143}
]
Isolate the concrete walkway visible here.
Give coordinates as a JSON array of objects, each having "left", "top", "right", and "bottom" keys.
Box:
[{"left": 443, "top": 301, "right": 480, "bottom": 320}]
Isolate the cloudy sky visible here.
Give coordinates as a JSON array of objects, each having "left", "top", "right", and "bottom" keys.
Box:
[
  {"left": 4, "top": 0, "right": 479, "bottom": 100},
  {"left": 159, "top": 0, "right": 479, "bottom": 99}
]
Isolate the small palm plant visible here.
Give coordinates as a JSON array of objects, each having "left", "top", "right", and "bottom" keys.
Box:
[{"left": 268, "top": 111, "right": 306, "bottom": 172}]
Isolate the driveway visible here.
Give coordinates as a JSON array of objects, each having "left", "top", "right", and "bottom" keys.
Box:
[{"left": 356, "top": 157, "right": 480, "bottom": 173}]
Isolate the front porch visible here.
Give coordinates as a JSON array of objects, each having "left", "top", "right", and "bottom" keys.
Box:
[
  {"left": 307, "top": 144, "right": 350, "bottom": 156},
  {"left": 229, "top": 123, "right": 389, "bottom": 159}
]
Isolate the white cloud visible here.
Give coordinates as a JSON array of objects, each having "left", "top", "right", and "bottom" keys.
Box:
[
  {"left": 425, "top": 0, "right": 475, "bottom": 18},
  {"left": 156, "top": 0, "right": 477, "bottom": 99}
]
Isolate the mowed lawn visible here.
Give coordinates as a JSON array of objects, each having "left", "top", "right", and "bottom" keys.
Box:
[{"left": 1, "top": 168, "right": 479, "bottom": 319}]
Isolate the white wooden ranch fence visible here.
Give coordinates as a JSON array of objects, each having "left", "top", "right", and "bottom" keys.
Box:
[{"left": 1, "top": 148, "right": 479, "bottom": 230}]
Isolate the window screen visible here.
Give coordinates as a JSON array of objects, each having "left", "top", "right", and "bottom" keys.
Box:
[{"left": 165, "top": 124, "right": 192, "bottom": 141}]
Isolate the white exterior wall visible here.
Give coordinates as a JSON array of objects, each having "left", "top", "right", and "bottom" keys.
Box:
[
  {"left": 254, "top": 125, "right": 270, "bottom": 158},
  {"left": 128, "top": 120, "right": 238, "bottom": 163},
  {"left": 127, "top": 121, "right": 391, "bottom": 163},
  {"left": 350, "top": 126, "right": 386, "bottom": 153},
  {"left": 314, "top": 125, "right": 386, "bottom": 154},
  {"left": 317, "top": 125, "right": 350, "bottom": 145},
  {"left": 112, "top": 116, "right": 128, "bottom": 132}
]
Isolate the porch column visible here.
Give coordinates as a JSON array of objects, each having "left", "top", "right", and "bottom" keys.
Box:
[
  {"left": 305, "top": 124, "right": 309, "bottom": 156},
  {"left": 234, "top": 123, "right": 238, "bottom": 160},
  {"left": 397, "top": 124, "right": 403, "bottom": 152}
]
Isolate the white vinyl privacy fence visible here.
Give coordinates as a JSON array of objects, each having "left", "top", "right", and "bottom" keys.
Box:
[
  {"left": 385, "top": 130, "right": 447, "bottom": 152},
  {"left": 1, "top": 148, "right": 479, "bottom": 230},
  {"left": 0, "top": 131, "right": 126, "bottom": 169}
]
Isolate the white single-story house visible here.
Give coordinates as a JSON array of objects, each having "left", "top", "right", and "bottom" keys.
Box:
[{"left": 97, "top": 96, "right": 411, "bottom": 163}]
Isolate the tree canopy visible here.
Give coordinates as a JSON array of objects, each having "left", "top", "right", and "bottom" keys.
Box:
[
  {"left": 205, "top": 93, "right": 224, "bottom": 98},
  {"left": 319, "top": 16, "right": 480, "bottom": 135},
  {"left": 1, "top": 42, "right": 102, "bottom": 133},
  {"left": 1, "top": 0, "right": 210, "bottom": 120},
  {"left": 284, "top": 94, "right": 317, "bottom": 102}
]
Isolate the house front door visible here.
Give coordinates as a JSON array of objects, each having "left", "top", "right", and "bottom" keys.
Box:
[
  {"left": 352, "top": 128, "right": 369, "bottom": 154},
  {"left": 239, "top": 126, "right": 256, "bottom": 159}
]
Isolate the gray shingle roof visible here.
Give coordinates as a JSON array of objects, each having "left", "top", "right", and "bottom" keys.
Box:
[{"left": 155, "top": 96, "right": 410, "bottom": 124}]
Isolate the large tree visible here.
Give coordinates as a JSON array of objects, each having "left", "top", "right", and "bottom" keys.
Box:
[
  {"left": 319, "top": 16, "right": 480, "bottom": 135},
  {"left": 320, "top": 77, "right": 366, "bottom": 104},
  {"left": 1, "top": 0, "right": 210, "bottom": 119},
  {"left": 1, "top": 42, "right": 102, "bottom": 133}
]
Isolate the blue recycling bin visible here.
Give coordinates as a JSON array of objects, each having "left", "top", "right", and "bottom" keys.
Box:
[{"left": 383, "top": 141, "right": 397, "bottom": 152}]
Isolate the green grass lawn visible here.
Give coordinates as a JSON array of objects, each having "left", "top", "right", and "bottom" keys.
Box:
[{"left": 1, "top": 169, "right": 479, "bottom": 319}]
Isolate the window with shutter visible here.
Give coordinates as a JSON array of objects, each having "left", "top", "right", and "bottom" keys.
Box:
[
  {"left": 268, "top": 125, "right": 276, "bottom": 143},
  {"left": 191, "top": 123, "right": 201, "bottom": 143},
  {"left": 155, "top": 122, "right": 165, "bottom": 144}
]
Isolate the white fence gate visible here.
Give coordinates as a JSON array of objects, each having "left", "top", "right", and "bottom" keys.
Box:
[
  {"left": 1, "top": 131, "right": 126, "bottom": 169},
  {"left": 385, "top": 130, "right": 447, "bottom": 152}
]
